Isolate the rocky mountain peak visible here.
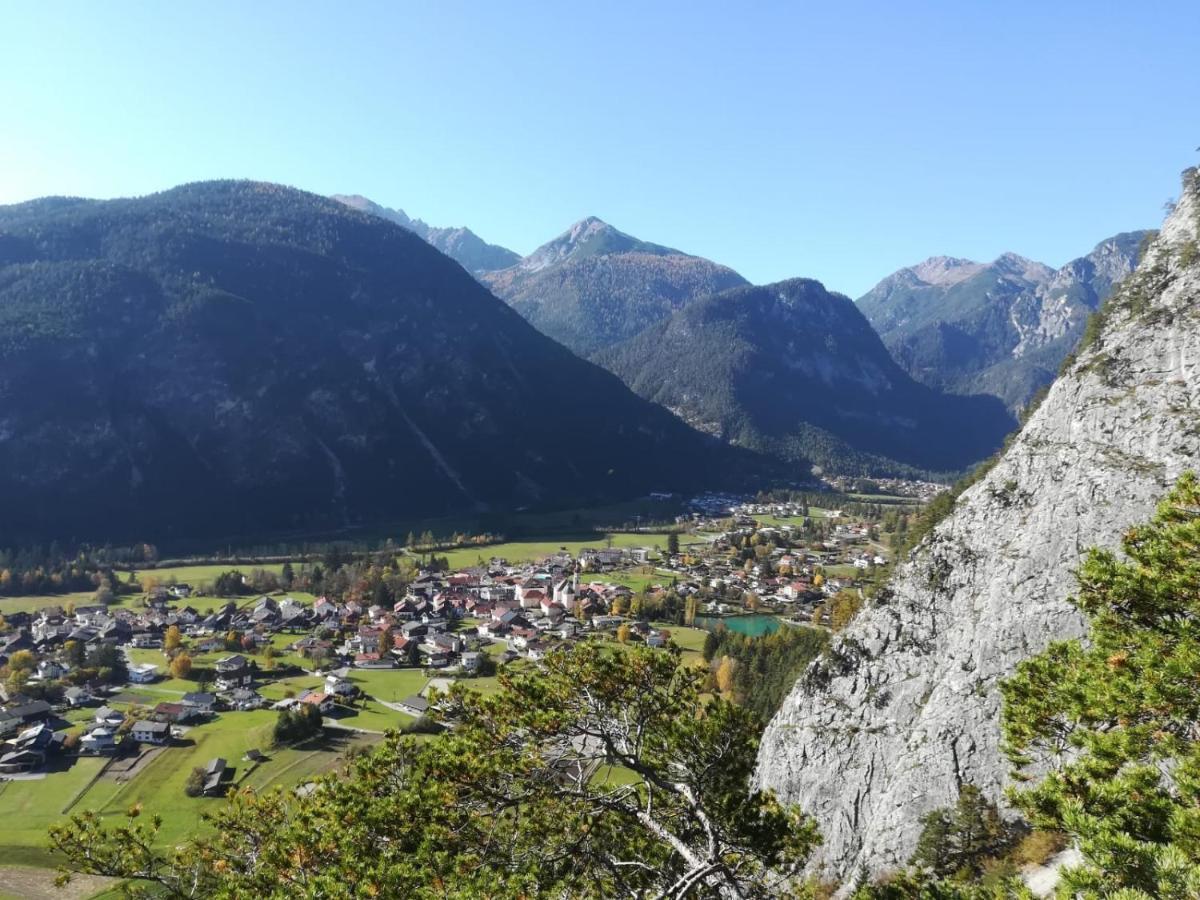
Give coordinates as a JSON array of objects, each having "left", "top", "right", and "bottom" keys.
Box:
[
  {"left": 755, "top": 167, "right": 1200, "bottom": 884},
  {"left": 859, "top": 231, "right": 1150, "bottom": 411},
  {"left": 330, "top": 193, "right": 416, "bottom": 228},
  {"left": 991, "top": 251, "right": 1053, "bottom": 283},
  {"left": 907, "top": 255, "right": 986, "bottom": 287},
  {"left": 517, "top": 216, "right": 679, "bottom": 273}
]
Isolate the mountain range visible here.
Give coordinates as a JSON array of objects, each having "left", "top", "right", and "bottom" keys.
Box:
[
  {"left": 858, "top": 232, "right": 1149, "bottom": 411},
  {"left": 598, "top": 279, "right": 1016, "bottom": 476},
  {"left": 480, "top": 217, "right": 749, "bottom": 356},
  {"left": 0, "top": 182, "right": 751, "bottom": 544},
  {"left": 325, "top": 195, "right": 1029, "bottom": 478}
]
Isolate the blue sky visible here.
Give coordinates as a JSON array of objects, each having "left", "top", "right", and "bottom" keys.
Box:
[{"left": 1, "top": 2, "right": 1197, "bottom": 296}]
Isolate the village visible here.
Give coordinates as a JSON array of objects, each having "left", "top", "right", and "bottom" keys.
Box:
[{"left": 0, "top": 493, "right": 910, "bottom": 862}]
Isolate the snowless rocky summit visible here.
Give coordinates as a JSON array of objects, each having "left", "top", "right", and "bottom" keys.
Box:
[{"left": 755, "top": 168, "right": 1200, "bottom": 881}]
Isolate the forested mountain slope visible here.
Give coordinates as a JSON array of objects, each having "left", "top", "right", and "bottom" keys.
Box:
[
  {"left": 598, "top": 278, "right": 1015, "bottom": 477},
  {"left": 0, "top": 182, "right": 744, "bottom": 544}
]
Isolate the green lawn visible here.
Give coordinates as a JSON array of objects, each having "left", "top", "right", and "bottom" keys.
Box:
[
  {"left": 343, "top": 668, "right": 429, "bottom": 703},
  {"left": 0, "top": 756, "right": 109, "bottom": 855},
  {"left": 438, "top": 532, "right": 671, "bottom": 571},
  {"left": 598, "top": 569, "right": 670, "bottom": 591},
  {"left": 327, "top": 698, "right": 415, "bottom": 733},
  {"left": 82, "top": 711, "right": 372, "bottom": 846},
  {"left": 132, "top": 562, "right": 287, "bottom": 587},
  {"left": 649, "top": 623, "right": 710, "bottom": 653}
]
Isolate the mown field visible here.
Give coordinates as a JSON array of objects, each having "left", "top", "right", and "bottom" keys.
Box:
[
  {"left": 437, "top": 531, "right": 673, "bottom": 570},
  {"left": 0, "top": 710, "right": 379, "bottom": 871}
]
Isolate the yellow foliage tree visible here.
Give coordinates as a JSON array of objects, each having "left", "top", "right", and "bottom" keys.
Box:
[
  {"left": 715, "top": 656, "right": 737, "bottom": 698},
  {"left": 615, "top": 624, "right": 631, "bottom": 643},
  {"left": 164, "top": 625, "right": 183, "bottom": 651},
  {"left": 829, "top": 590, "right": 863, "bottom": 631},
  {"left": 169, "top": 652, "right": 193, "bottom": 679}
]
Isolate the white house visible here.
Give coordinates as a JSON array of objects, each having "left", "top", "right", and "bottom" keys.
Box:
[
  {"left": 324, "top": 673, "right": 357, "bottom": 697},
  {"left": 552, "top": 577, "right": 577, "bottom": 610},
  {"left": 80, "top": 726, "right": 118, "bottom": 754},
  {"left": 131, "top": 720, "right": 171, "bottom": 745},
  {"left": 128, "top": 662, "right": 160, "bottom": 684}
]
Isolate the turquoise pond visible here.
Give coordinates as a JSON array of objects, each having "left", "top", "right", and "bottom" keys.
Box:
[{"left": 693, "top": 614, "right": 781, "bottom": 637}]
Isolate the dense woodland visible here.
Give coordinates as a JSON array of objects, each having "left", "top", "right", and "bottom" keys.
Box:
[
  {"left": 701, "top": 625, "right": 829, "bottom": 721},
  {"left": 0, "top": 182, "right": 759, "bottom": 545}
]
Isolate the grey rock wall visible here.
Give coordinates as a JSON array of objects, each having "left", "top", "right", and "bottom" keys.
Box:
[{"left": 755, "top": 169, "right": 1200, "bottom": 883}]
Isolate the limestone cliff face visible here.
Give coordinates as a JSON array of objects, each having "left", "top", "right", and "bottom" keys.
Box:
[{"left": 755, "top": 169, "right": 1200, "bottom": 881}]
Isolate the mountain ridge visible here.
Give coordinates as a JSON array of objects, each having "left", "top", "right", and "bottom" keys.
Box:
[
  {"left": 331, "top": 193, "right": 520, "bottom": 274},
  {"left": 597, "top": 277, "right": 1016, "bottom": 477},
  {"left": 0, "top": 180, "right": 752, "bottom": 545},
  {"left": 858, "top": 232, "right": 1149, "bottom": 411},
  {"left": 482, "top": 220, "right": 748, "bottom": 356}
]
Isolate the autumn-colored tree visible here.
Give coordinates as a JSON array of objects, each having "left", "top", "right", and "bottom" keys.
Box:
[
  {"left": 377, "top": 627, "right": 394, "bottom": 657},
  {"left": 829, "top": 591, "right": 862, "bottom": 631},
  {"left": 715, "top": 655, "right": 737, "bottom": 698},
  {"left": 615, "top": 623, "right": 631, "bottom": 643},
  {"left": 683, "top": 595, "right": 698, "bottom": 626},
  {"left": 163, "top": 625, "right": 182, "bottom": 652},
  {"left": 169, "top": 653, "right": 193, "bottom": 680}
]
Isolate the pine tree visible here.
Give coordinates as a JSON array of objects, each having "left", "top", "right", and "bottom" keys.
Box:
[{"left": 1002, "top": 473, "right": 1200, "bottom": 897}]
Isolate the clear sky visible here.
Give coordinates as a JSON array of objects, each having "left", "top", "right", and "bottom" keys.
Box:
[{"left": 1, "top": 2, "right": 1197, "bottom": 296}]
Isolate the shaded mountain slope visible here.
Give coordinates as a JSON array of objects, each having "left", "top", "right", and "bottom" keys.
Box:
[{"left": 0, "top": 182, "right": 748, "bottom": 544}]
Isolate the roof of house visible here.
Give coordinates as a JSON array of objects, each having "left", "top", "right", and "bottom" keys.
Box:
[{"left": 399, "top": 695, "right": 429, "bottom": 713}]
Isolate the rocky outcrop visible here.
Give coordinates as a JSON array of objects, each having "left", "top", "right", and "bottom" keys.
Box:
[
  {"left": 331, "top": 193, "right": 519, "bottom": 273},
  {"left": 755, "top": 168, "right": 1200, "bottom": 882}
]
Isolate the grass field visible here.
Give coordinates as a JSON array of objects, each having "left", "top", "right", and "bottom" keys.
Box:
[
  {"left": 0, "top": 865, "right": 116, "bottom": 900},
  {"left": 751, "top": 508, "right": 839, "bottom": 528},
  {"left": 81, "top": 711, "right": 374, "bottom": 846},
  {"left": 133, "top": 562, "right": 288, "bottom": 586},
  {"left": 596, "top": 569, "right": 671, "bottom": 591},
  {"left": 437, "top": 532, "right": 672, "bottom": 571}
]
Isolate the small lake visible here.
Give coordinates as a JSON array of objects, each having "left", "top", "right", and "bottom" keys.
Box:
[{"left": 693, "top": 614, "right": 781, "bottom": 637}]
